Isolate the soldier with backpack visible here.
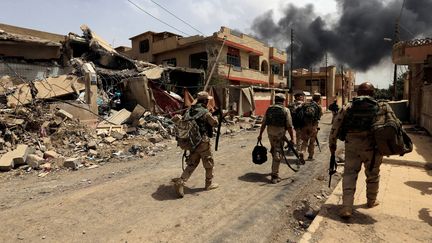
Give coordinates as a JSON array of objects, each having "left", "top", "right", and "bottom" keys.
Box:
[
  {"left": 289, "top": 92, "right": 305, "bottom": 131},
  {"left": 329, "top": 82, "right": 408, "bottom": 219},
  {"left": 296, "top": 93, "right": 323, "bottom": 161},
  {"left": 171, "top": 91, "right": 219, "bottom": 198},
  {"left": 257, "top": 93, "right": 296, "bottom": 184}
]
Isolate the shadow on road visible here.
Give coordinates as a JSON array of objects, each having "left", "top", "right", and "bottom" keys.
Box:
[
  {"left": 320, "top": 204, "right": 377, "bottom": 225},
  {"left": 238, "top": 172, "right": 271, "bottom": 184},
  {"left": 151, "top": 184, "right": 206, "bottom": 201},
  {"left": 404, "top": 181, "right": 432, "bottom": 195},
  {"left": 418, "top": 208, "right": 432, "bottom": 226}
]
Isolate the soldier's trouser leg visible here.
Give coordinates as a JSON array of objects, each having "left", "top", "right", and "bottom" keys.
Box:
[
  {"left": 199, "top": 142, "right": 214, "bottom": 184},
  {"left": 298, "top": 128, "right": 309, "bottom": 159},
  {"left": 295, "top": 129, "right": 302, "bottom": 153},
  {"left": 343, "top": 145, "right": 363, "bottom": 208},
  {"left": 180, "top": 150, "right": 201, "bottom": 182},
  {"left": 363, "top": 153, "right": 383, "bottom": 202},
  {"left": 308, "top": 124, "right": 318, "bottom": 158},
  {"left": 269, "top": 135, "right": 283, "bottom": 177}
]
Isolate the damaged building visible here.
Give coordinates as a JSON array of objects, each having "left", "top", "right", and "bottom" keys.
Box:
[
  {"left": 0, "top": 23, "right": 215, "bottom": 172},
  {"left": 118, "top": 26, "right": 289, "bottom": 115}
]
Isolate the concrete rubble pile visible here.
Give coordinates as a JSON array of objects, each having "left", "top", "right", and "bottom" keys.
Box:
[
  {"left": 0, "top": 103, "right": 177, "bottom": 174},
  {"left": 0, "top": 24, "right": 259, "bottom": 176}
]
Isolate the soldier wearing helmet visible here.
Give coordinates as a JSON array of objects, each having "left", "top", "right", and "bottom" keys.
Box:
[
  {"left": 257, "top": 93, "right": 296, "bottom": 184},
  {"left": 329, "top": 82, "right": 397, "bottom": 218},
  {"left": 296, "top": 92, "right": 323, "bottom": 161},
  {"left": 172, "top": 91, "right": 219, "bottom": 198}
]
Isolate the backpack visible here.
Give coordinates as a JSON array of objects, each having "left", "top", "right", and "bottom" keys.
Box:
[
  {"left": 252, "top": 141, "right": 267, "bottom": 164},
  {"left": 172, "top": 107, "right": 207, "bottom": 151},
  {"left": 372, "top": 102, "right": 413, "bottom": 156},
  {"left": 338, "top": 96, "right": 379, "bottom": 140},
  {"left": 296, "top": 102, "right": 320, "bottom": 127},
  {"left": 265, "top": 105, "right": 287, "bottom": 127}
]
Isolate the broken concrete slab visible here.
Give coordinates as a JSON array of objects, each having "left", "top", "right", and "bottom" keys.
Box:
[
  {"left": 106, "top": 108, "right": 131, "bottom": 125},
  {"left": 104, "top": 136, "right": 116, "bottom": 144},
  {"left": 50, "top": 102, "right": 98, "bottom": 123},
  {"left": 88, "top": 149, "right": 98, "bottom": 156},
  {"left": 130, "top": 104, "right": 146, "bottom": 127},
  {"left": 7, "top": 75, "right": 86, "bottom": 107},
  {"left": 0, "top": 144, "right": 29, "bottom": 171},
  {"left": 44, "top": 150, "right": 59, "bottom": 159},
  {"left": 87, "top": 141, "right": 97, "bottom": 149},
  {"left": 55, "top": 109, "right": 74, "bottom": 120},
  {"left": 63, "top": 158, "right": 81, "bottom": 170}
]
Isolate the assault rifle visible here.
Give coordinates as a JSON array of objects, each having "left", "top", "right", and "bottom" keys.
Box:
[
  {"left": 316, "top": 127, "right": 321, "bottom": 152},
  {"left": 214, "top": 109, "right": 234, "bottom": 151},
  {"left": 328, "top": 154, "right": 337, "bottom": 187},
  {"left": 214, "top": 108, "right": 223, "bottom": 151},
  {"left": 283, "top": 136, "right": 305, "bottom": 166}
]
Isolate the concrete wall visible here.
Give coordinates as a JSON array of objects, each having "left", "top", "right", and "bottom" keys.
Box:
[
  {"left": 420, "top": 84, "right": 432, "bottom": 134},
  {"left": 129, "top": 33, "right": 154, "bottom": 62},
  {"left": 154, "top": 44, "right": 207, "bottom": 67}
]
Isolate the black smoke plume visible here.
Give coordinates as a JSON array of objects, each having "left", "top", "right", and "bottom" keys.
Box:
[{"left": 252, "top": 0, "right": 432, "bottom": 71}]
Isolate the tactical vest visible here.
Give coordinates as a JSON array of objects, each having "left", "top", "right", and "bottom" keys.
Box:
[
  {"left": 265, "top": 104, "right": 287, "bottom": 127},
  {"left": 339, "top": 96, "right": 379, "bottom": 140},
  {"left": 185, "top": 105, "right": 211, "bottom": 137}
]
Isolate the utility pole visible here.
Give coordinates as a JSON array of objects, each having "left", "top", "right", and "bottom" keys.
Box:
[
  {"left": 289, "top": 29, "right": 294, "bottom": 97},
  {"left": 341, "top": 65, "right": 345, "bottom": 106},
  {"left": 325, "top": 52, "right": 328, "bottom": 109},
  {"left": 392, "top": 23, "right": 400, "bottom": 100}
]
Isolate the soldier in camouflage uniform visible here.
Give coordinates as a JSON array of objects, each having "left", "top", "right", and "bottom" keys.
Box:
[
  {"left": 172, "top": 91, "right": 219, "bottom": 198},
  {"left": 257, "top": 93, "right": 296, "bottom": 184},
  {"left": 329, "top": 82, "right": 394, "bottom": 218},
  {"left": 297, "top": 93, "right": 323, "bottom": 161}
]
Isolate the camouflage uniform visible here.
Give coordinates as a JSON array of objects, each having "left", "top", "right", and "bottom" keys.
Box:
[
  {"left": 261, "top": 106, "right": 293, "bottom": 179},
  {"left": 289, "top": 99, "right": 304, "bottom": 145},
  {"left": 180, "top": 104, "right": 218, "bottom": 187},
  {"left": 329, "top": 98, "right": 390, "bottom": 211},
  {"left": 297, "top": 101, "right": 322, "bottom": 160}
]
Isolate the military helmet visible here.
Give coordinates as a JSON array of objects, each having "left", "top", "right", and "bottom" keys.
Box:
[
  {"left": 357, "top": 82, "right": 375, "bottom": 96},
  {"left": 312, "top": 92, "right": 321, "bottom": 102},
  {"left": 275, "top": 93, "right": 286, "bottom": 101},
  {"left": 196, "top": 91, "right": 213, "bottom": 101}
]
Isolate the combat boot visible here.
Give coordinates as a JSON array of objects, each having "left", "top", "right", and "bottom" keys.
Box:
[
  {"left": 271, "top": 175, "right": 281, "bottom": 184},
  {"left": 339, "top": 206, "right": 353, "bottom": 219},
  {"left": 367, "top": 200, "right": 379, "bottom": 208},
  {"left": 205, "top": 181, "right": 219, "bottom": 190},
  {"left": 172, "top": 178, "right": 184, "bottom": 198}
]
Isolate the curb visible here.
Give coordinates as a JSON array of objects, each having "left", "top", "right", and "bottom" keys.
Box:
[{"left": 299, "top": 178, "right": 343, "bottom": 243}]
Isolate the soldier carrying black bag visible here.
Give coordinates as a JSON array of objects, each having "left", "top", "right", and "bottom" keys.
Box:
[{"left": 257, "top": 93, "right": 296, "bottom": 184}]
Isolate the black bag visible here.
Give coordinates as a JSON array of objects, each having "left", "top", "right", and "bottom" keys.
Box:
[{"left": 252, "top": 141, "right": 267, "bottom": 164}]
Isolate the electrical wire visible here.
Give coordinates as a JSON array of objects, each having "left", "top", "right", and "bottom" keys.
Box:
[
  {"left": 127, "top": 0, "right": 191, "bottom": 36},
  {"left": 150, "top": 0, "right": 204, "bottom": 35}
]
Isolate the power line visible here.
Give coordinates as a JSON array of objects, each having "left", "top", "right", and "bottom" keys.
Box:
[
  {"left": 150, "top": 0, "right": 204, "bottom": 35},
  {"left": 127, "top": 0, "right": 191, "bottom": 36}
]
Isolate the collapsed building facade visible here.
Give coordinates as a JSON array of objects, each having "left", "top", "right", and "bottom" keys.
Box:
[
  {"left": 0, "top": 23, "right": 216, "bottom": 172},
  {"left": 118, "top": 26, "right": 289, "bottom": 115}
]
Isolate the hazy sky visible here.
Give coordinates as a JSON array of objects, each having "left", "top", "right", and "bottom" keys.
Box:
[{"left": 0, "top": 0, "right": 397, "bottom": 88}]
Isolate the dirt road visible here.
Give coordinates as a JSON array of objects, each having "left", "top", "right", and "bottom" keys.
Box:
[{"left": 0, "top": 114, "right": 337, "bottom": 243}]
